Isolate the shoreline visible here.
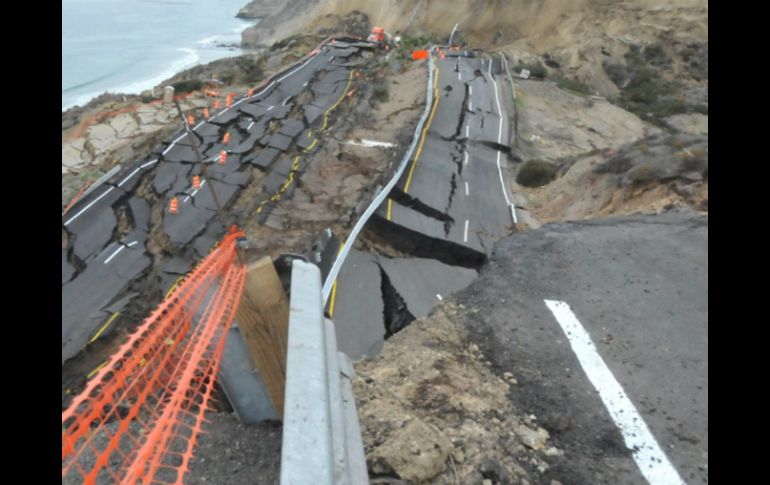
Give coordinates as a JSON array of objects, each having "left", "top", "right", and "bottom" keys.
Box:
[{"left": 62, "top": 5, "right": 261, "bottom": 114}]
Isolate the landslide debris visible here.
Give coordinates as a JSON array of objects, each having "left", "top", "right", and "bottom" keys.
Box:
[{"left": 355, "top": 302, "right": 555, "bottom": 484}]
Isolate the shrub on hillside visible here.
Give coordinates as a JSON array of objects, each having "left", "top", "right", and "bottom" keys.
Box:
[
  {"left": 517, "top": 160, "right": 558, "bottom": 187},
  {"left": 172, "top": 79, "right": 203, "bottom": 94}
]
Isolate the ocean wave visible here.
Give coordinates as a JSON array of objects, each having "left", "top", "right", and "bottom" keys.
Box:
[{"left": 62, "top": 47, "right": 200, "bottom": 111}]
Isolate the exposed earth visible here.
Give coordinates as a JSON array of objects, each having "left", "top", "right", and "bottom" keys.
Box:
[{"left": 62, "top": 1, "right": 707, "bottom": 483}]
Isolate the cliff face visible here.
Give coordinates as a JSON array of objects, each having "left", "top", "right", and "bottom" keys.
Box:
[
  {"left": 240, "top": 0, "right": 322, "bottom": 47},
  {"left": 245, "top": 0, "right": 706, "bottom": 99},
  {"left": 236, "top": 0, "right": 286, "bottom": 19}
]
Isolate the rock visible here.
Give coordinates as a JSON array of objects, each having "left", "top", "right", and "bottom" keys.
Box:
[
  {"left": 110, "top": 113, "right": 140, "bottom": 138},
  {"left": 469, "top": 344, "right": 479, "bottom": 353},
  {"left": 368, "top": 418, "right": 453, "bottom": 482},
  {"left": 483, "top": 480, "right": 493, "bottom": 485},
  {"left": 544, "top": 446, "right": 563, "bottom": 457},
  {"left": 664, "top": 113, "right": 708, "bottom": 136},
  {"left": 62, "top": 144, "right": 86, "bottom": 169},
  {"left": 479, "top": 458, "right": 509, "bottom": 484},
  {"left": 514, "top": 424, "right": 549, "bottom": 450},
  {"left": 452, "top": 447, "right": 465, "bottom": 463},
  {"left": 87, "top": 124, "right": 118, "bottom": 152}
]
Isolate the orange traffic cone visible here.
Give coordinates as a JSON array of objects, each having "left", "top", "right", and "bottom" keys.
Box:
[
  {"left": 203, "top": 108, "right": 210, "bottom": 118},
  {"left": 213, "top": 99, "right": 221, "bottom": 109},
  {"left": 226, "top": 93, "right": 234, "bottom": 107},
  {"left": 192, "top": 176, "right": 201, "bottom": 189},
  {"left": 219, "top": 150, "right": 227, "bottom": 164},
  {"left": 223, "top": 132, "right": 231, "bottom": 144},
  {"left": 187, "top": 114, "right": 195, "bottom": 125},
  {"left": 247, "top": 88, "right": 255, "bottom": 97},
  {"left": 169, "top": 197, "right": 179, "bottom": 214}
]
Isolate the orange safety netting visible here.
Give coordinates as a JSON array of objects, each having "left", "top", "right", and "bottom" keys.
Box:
[{"left": 62, "top": 227, "right": 246, "bottom": 485}]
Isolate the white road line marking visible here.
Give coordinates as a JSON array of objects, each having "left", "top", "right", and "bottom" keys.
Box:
[
  {"left": 189, "top": 179, "right": 207, "bottom": 198},
  {"left": 247, "top": 121, "right": 254, "bottom": 130},
  {"left": 103, "top": 245, "right": 125, "bottom": 264},
  {"left": 283, "top": 96, "right": 291, "bottom": 106},
  {"left": 436, "top": 294, "right": 443, "bottom": 301},
  {"left": 469, "top": 86, "right": 472, "bottom": 96},
  {"left": 117, "top": 167, "right": 141, "bottom": 187},
  {"left": 543, "top": 300, "right": 686, "bottom": 485},
  {"left": 64, "top": 47, "right": 321, "bottom": 229},
  {"left": 463, "top": 151, "right": 469, "bottom": 166},
  {"left": 458, "top": 71, "right": 461, "bottom": 81},
  {"left": 64, "top": 187, "right": 114, "bottom": 226},
  {"left": 466, "top": 124, "right": 470, "bottom": 137},
  {"left": 469, "top": 101, "right": 473, "bottom": 111},
  {"left": 183, "top": 196, "right": 191, "bottom": 203},
  {"left": 162, "top": 133, "right": 187, "bottom": 155},
  {"left": 140, "top": 159, "right": 158, "bottom": 169},
  {"left": 489, "top": 58, "right": 517, "bottom": 223},
  {"left": 465, "top": 181, "right": 469, "bottom": 196},
  {"left": 126, "top": 241, "right": 138, "bottom": 247},
  {"left": 275, "top": 54, "right": 316, "bottom": 85},
  {"left": 463, "top": 219, "right": 469, "bottom": 242}
]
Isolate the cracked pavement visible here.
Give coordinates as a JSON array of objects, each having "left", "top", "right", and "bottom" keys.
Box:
[
  {"left": 62, "top": 38, "right": 372, "bottom": 368},
  {"left": 329, "top": 52, "right": 518, "bottom": 361}
]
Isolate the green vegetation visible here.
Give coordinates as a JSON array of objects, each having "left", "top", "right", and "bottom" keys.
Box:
[
  {"left": 606, "top": 45, "right": 696, "bottom": 126},
  {"left": 556, "top": 77, "right": 591, "bottom": 95},
  {"left": 235, "top": 56, "right": 265, "bottom": 83},
  {"left": 517, "top": 60, "right": 547, "bottom": 79},
  {"left": 372, "top": 79, "right": 390, "bottom": 103},
  {"left": 643, "top": 43, "right": 669, "bottom": 66},
  {"left": 172, "top": 79, "right": 204, "bottom": 94},
  {"left": 517, "top": 160, "right": 558, "bottom": 187}
]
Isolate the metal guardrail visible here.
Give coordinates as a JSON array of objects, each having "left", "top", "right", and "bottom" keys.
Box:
[
  {"left": 321, "top": 51, "right": 436, "bottom": 303},
  {"left": 281, "top": 260, "right": 368, "bottom": 485},
  {"left": 499, "top": 53, "right": 519, "bottom": 147}
]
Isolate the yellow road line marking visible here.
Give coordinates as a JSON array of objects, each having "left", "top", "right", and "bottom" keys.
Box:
[
  {"left": 327, "top": 242, "right": 344, "bottom": 317},
  {"left": 164, "top": 276, "right": 184, "bottom": 298},
  {"left": 321, "top": 70, "right": 354, "bottom": 131},
  {"left": 386, "top": 198, "right": 393, "bottom": 221},
  {"left": 328, "top": 279, "right": 339, "bottom": 317},
  {"left": 89, "top": 312, "right": 120, "bottom": 344},
  {"left": 86, "top": 360, "right": 109, "bottom": 379},
  {"left": 404, "top": 66, "right": 440, "bottom": 193},
  {"left": 257, "top": 70, "right": 355, "bottom": 215}
]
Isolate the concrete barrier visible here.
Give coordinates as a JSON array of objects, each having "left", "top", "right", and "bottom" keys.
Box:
[{"left": 281, "top": 260, "right": 368, "bottom": 484}]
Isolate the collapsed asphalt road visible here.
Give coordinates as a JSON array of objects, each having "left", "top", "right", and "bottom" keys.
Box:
[
  {"left": 452, "top": 212, "right": 708, "bottom": 484},
  {"left": 62, "top": 38, "right": 374, "bottom": 369},
  {"left": 328, "top": 50, "right": 517, "bottom": 360}
]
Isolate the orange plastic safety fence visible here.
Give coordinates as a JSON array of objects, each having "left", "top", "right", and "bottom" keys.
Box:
[{"left": 62, "top": 229, "right": 246, "bottom": 485}]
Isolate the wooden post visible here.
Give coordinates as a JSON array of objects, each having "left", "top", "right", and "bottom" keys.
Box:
[{"left": 235, "top": 256, "right": 289, "bottom": 418}]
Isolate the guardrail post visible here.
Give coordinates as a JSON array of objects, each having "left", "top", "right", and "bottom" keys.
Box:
[{"left": 235, "top": 256, "right": 290, "bottom": 418}]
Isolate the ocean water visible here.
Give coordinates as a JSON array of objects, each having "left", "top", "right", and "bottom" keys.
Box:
[{"left": 62, "top": 0, "right": 256, "bottom": 111}]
